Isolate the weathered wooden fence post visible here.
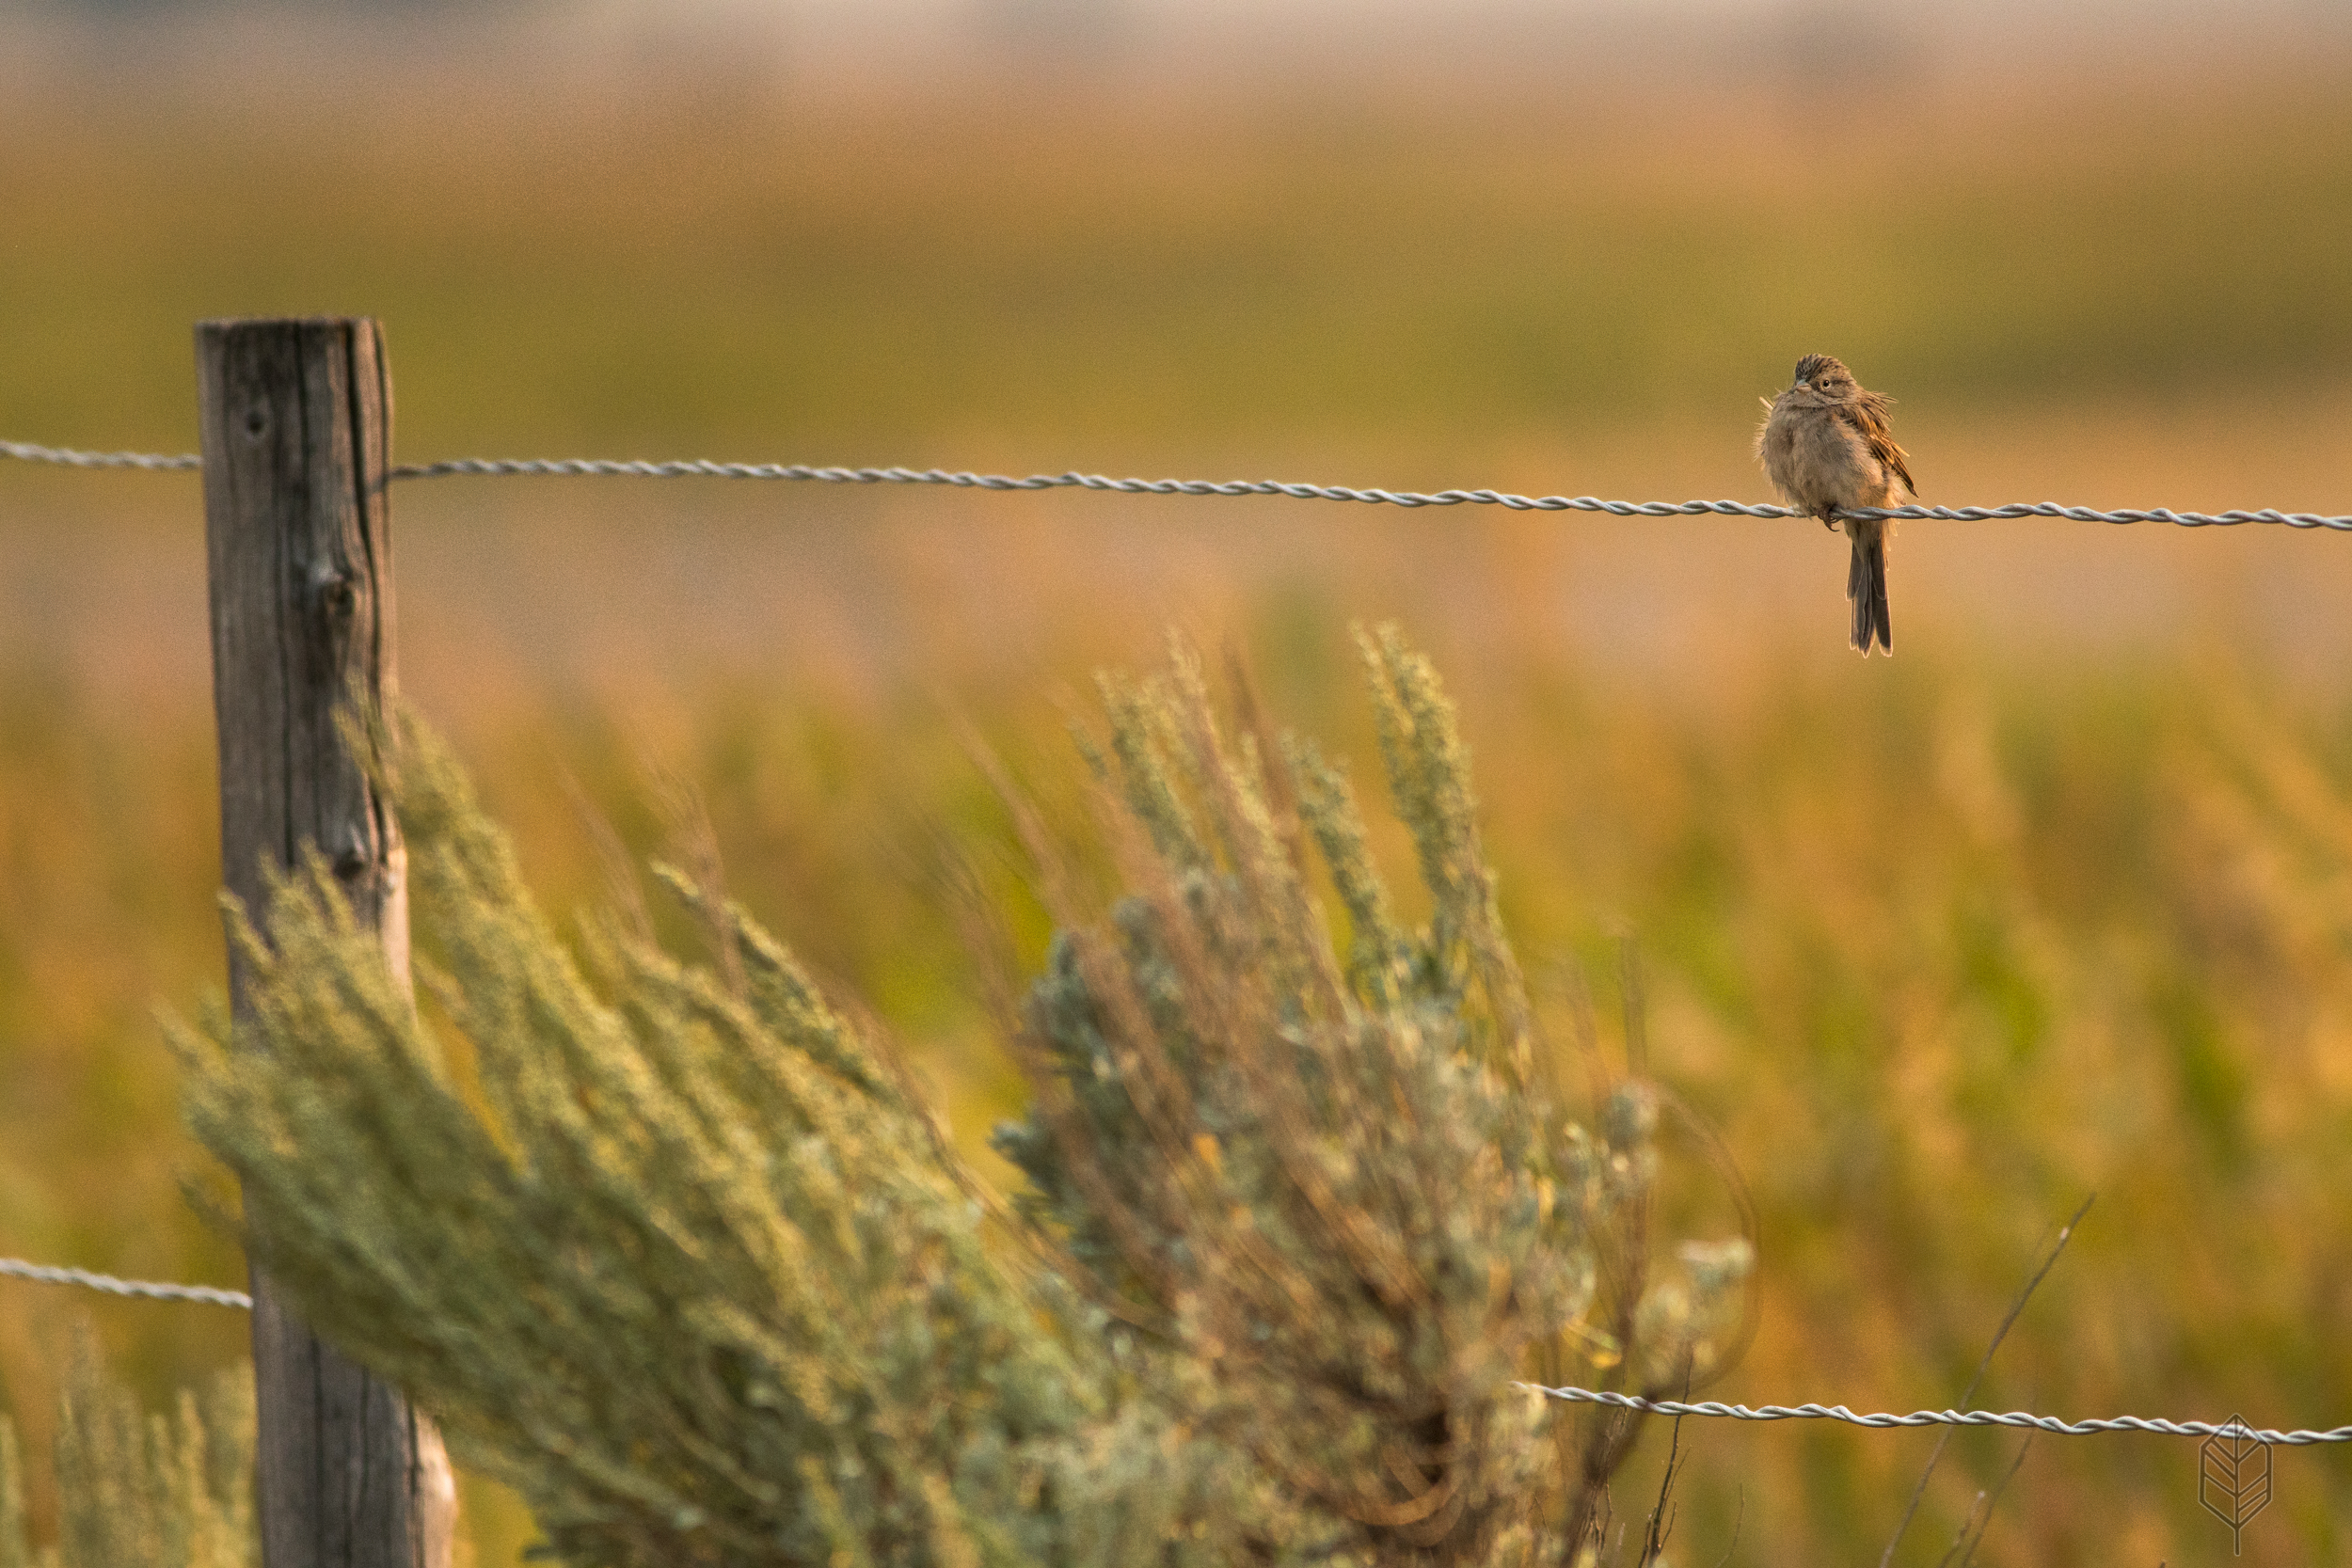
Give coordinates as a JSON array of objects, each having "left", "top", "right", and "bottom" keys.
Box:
[{"left": 197, "top": 317, "right": 456, "bottom": 1568}]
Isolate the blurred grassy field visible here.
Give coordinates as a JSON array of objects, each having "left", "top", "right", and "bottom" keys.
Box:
[
  {"left": 6, "top": 44, "right": 2352, "bottom": 1566},
  {"left": 8, "top": 53, "right": 2352, "bottom": 458}
]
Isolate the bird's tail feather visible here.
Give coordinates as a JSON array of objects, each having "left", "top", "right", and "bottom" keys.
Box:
[{"left": 1847, "top": 521, "right": 1892, "bottom": 656}]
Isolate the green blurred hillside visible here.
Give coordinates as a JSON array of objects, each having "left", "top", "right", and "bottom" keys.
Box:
[
  {"left": 5, "top": 55, "right": 2352, "bottom": 1568},
  {"left": 4, "top": 63, "right": 2352, "bottom": 459}
]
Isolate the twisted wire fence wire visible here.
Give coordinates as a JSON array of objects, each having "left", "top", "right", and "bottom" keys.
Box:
[
  {"left": 1, "top": 439, "right": 202, "bottom": 474},
  {"left": 1, "top": 1252, "right": 2344, "bottom": 1444},
  {"left": 1526, "top": 1385, "right": 2352, "bottom": 1449},
  {"left": 0, "top": 1254, "right": 250, "bottom": 1308},
  {"left": 8, "top": 437, "right": 2352, "bottom": 531}
]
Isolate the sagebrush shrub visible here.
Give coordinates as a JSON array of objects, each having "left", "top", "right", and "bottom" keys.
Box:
[{"left": 170, "top": 627, "right": 1747, "bottom": 1567}]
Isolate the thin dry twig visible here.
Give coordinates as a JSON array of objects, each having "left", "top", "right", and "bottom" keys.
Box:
[
  {"left": 1879, "top": 1195, "right": 2093, "bottom": 1568},
  {"left": 1948, "top": 1435, "right": 2033, "bottom": 1568},
  {"left": 1650, "top": 1085, "right": 1764, "bottom": 1394},
  {"left": 1637, "top": 1390, "right": 1691, "bottom": 1566},
  {"left": 558, "top": 766, "right": 655, "bottom": 943},
  {"left": 1616, "top": 930, "right": 1649, "bottom": 1078},
  {"left": 1709, "top": 1486, "right": 1744, "bottom": 1568},
  {"left": 646, "top": 758, "right": 746, "bottom": 1000}
]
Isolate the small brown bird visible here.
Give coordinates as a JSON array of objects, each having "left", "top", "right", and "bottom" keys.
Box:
[{"left": 1756, "top": 354, "right": 1915, "bottom": 656}]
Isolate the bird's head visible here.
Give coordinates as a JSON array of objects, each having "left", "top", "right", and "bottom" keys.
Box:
[{"left": 1791, "top": 354, "right": 1857, "bottom": 401}]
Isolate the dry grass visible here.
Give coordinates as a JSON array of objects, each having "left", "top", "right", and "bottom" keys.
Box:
[{"left": 9, "top": 572, "right": 2352, "bottom": 1561}]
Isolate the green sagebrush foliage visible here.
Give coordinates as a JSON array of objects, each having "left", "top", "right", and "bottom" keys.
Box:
[
  {"left": 0, "top": 1329, "right": 255, "bottom": 1568},
  {"left": 168, "top": 626, "right": 1748, "bottom": 1568}
]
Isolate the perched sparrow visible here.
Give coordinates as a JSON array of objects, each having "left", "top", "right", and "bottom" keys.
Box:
[{"left": 1756, "top": 354, "right": 1915, "bottom": 656}]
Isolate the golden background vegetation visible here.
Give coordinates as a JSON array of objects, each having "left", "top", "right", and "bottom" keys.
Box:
[{"left": 4, "top": 33, "right": 2352, "bottom": 1563}]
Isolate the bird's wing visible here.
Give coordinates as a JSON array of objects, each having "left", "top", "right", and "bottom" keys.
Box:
[{"left": 1838, "top": 391, "right": 1916, "bottom": 497}]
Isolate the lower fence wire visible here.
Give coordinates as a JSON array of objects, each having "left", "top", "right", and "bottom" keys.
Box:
[
  {"left": 3, "top": 1252, "right": 2345, "bottom": 1446},
  {"left": 7, "top": 437, "right": 2352, "bottom": 531},
  {"left": 0, "top": 1253, "right": 250, "bottom": 1308},
  {"left": 1526, "top": 1384, "right": 2352, "bottom": 1449}
]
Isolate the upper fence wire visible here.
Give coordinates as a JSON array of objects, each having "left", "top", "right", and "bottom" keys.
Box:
[{"left": 6, "top": 437, "right": 2351, "bottom": 531}]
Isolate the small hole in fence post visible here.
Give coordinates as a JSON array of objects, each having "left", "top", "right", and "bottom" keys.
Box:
[{"left": 314, "top": 567, "right": 358, "bottom": 618}]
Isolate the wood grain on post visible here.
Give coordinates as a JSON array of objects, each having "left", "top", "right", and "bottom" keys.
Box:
[{"left": 197, "top": 317, "right": 455, "bottom": 1568}]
